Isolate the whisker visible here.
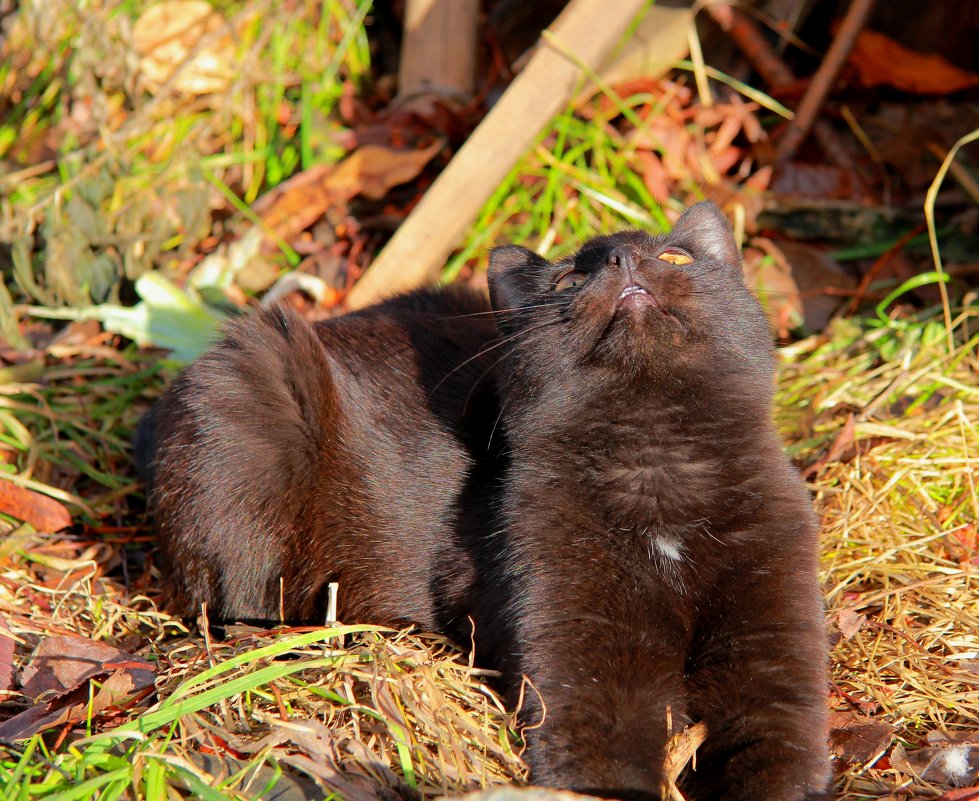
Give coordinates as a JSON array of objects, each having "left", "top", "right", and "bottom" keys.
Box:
[
  {"left": 425, "top": 301, "right": 569, "bottom": 322},
  {"left": 427, "top": 318, "right": 561, "bottom": 401},
  {"left": 488, "top": 392, "right": 512, "bottom": 451}
]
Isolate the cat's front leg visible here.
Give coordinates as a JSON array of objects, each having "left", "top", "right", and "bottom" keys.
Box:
[
  {"left": 682, "top": 561, "right": 832, "bottom": 801},
  {"left": 517, "top": 629, "right": 690, "bottom": 801}
]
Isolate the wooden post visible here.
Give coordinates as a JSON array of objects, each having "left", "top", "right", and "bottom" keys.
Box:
[
  {"left": 346, "top": 0, "right": 648, "bottom": 310},
  {"left": 398, "top": 0, "right": 479, "bottom": 104}
]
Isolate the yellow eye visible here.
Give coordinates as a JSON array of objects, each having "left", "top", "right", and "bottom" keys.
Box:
[
  {"left": 554, "top": 270, "right": 587, "bottom": 291},
  {"left": 657, "top": 249, "right": 693, "bottom": 265}
]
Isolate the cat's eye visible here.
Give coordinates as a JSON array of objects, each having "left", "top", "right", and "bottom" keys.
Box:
[
  {"left": 657, "top": 249, "right": 693, "bottom": 266},
  {"left": 554, "top": 270, "right": 587, "bottom": 291}
]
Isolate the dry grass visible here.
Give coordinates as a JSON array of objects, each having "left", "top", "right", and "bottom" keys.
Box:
[{"left": 780, "top": 303, "right": 979, "bottom": 799}]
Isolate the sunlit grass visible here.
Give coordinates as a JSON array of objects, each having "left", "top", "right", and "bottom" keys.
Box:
[{"left": 0, "top": 0, "right": 372, "bottom": 309}]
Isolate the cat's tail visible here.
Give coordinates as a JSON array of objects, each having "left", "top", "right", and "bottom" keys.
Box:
[{"left": 145, "top": 303, "right": 340, "bottom": 620}]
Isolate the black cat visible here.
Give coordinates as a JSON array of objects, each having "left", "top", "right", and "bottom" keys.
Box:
[
  {"left": 136, "top": 202, "right": 830, "bottom": 800},
  {"left": 485, "top": 201, "right": 831, "bottom": 801}
]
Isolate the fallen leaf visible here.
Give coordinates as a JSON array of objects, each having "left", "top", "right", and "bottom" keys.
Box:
[
  {"left": 891, "top": 733, "right": 979, "bottom": 787},
  {"left": 637, "top": 151, "right": 670, "bottom": 204},
  {"left": 327, "top": 140, "right": 443, "bottom": 200},
  {"left": 0, "top": 616, "right": 16, "bottom": 692},
  {"left": 133, "top": 1, "right": 234, "bottom": 95},
  {"left": 771, "top": 162, "right": 855, "bottom": 199},
  {"left": 0, "top": 667, "right": 153, "bottom": 741},
  {"left": 0, "top": 636, "right": 156, "bottom": 741},
  {"left": 741, "top": 241, "right": 804, "bottom": 338},
  {"left": 254, "top": 142, "right": 443, "bottom": 245},
  {"left": 252, "top": 164, "right": 333, "bottom": 245},
  {"left": 748, "top": 239, "right": 856, "bottom": 336},
  {"left": 802, "top": 414, "right": 857, "bottom": 479},
  {"left": 0, "top": 480, "right": 71, "bottom": 533},
  {"left": 829, "top": 710, "right": 893, "bottom": 764},
  {"left": 848, "top": 29, "right": 979, "bottom": 94},
  {"left": 0, "top": 523, "right": 41, "bottom": 561},
  {"left": 19, "top": 636, "right": 155, "bottom": 700},
  {"left": 837, "top": 608, "right": 868, "bottom": 640}
]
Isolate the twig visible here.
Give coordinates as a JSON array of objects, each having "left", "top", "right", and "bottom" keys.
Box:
[
  {"left": 704, "top": 4, "right": 793, "bottom": 86},
  {"left": 706, "top": 3, "right": 861, "bottom": 178},
  {"left": 775, "top": 0, "right": 877, "bottom": 164}
]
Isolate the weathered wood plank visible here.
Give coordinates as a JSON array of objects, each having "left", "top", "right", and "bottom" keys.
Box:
[{"left": 399, "top": 0, "right": 479, "bottom": 103}]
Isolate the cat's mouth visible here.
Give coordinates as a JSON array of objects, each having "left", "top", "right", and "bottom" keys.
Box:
[
  {"left": 615, "top": 284, "right": 684, "bottom": 329},
  {"left": 616, "top": 284, "right": 655, "bottom": 308}
]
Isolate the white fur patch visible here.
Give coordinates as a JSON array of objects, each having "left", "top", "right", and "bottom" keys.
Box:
[{"left": 651, "top": 536, "right": 683, "bottom": 562}]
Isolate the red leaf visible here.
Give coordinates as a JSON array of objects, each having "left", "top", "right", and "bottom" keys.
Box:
[
  {"left": 0, "top": 616, "right": 15, "bottom": 692},
  {"left": 849, "top": 29, "right": 979, "bottom": 94},
  {"left": 0, "top": 481, "right": 71, "bottom": 533}
]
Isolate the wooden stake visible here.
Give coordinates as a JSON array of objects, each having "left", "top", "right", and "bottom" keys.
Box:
[
  {"left": 346, "top": 0, "right": 648, "bottom": 310},
  {"left": 398, "top": 0, "right": 479, "bottom": 104}
]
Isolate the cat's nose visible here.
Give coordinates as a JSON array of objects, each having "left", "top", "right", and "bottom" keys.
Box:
[{"left": 607, "top": 246, "right": 639, "bottom": 274}]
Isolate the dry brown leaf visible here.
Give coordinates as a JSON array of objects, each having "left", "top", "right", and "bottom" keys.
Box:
[
  {"left": 848, "top": 29, "right": 979, "bottom": 94},
  {"left": 771, "top": 162, "right": 855, "bottom": 199},
  {"left": 133, "top": 1, "right": 234, "bottom": 95},
  {"left": 0, "top": 636, "right": 156, "bottom": 741},
  {"left": 254, "top": 142, "right": 443, "bottom": 244},
  {"left": 0, "top": 480, "right": 71, "bottom": 533},
  {"left": 837, "top": 607, "right": 868, "bottom": 640},
  {"left": 891, "top": 732, "right": 979, "bottom": 787},
  {"left": 746, "top": 238, "right": 855, "bottom": 337},
  {"left": 803, "top": 414, "right": 857, "bottom": 480},
  {"left": 0, "top": 667, "right": 153, "bottom": 741},
  {"left": 829, "top": 710, "right": 893, "bottom": 764},
  {"left": 19, "top": 635, "right": 155, "bottom": 700},
  {"left": 637, "top": 151, "right": 670, "bottom": 204},
  {"left": 0, "top": 636, "right": 156, "bottom": 740},
  {"left": 253, "top": 165, "right": 334, "bottom": 244},
  {"left": 327, "top": 141, "right": 443, "bottom": 200}
]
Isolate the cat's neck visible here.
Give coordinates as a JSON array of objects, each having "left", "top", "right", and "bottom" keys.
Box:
[{"left": 504, "top": 376, "right": 779, "bottom": 530}]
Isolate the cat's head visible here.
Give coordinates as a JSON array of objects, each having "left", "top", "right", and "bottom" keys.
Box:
[{"left": 487, "top": 202, "right": 774, "bottom": 399}]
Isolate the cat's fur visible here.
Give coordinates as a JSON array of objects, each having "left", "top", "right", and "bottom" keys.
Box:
[
  {"left": 136, "top": 287, "right": 502, "bottom": 631},
  {"left": 485, "top": 201, "right": 831, "bottom": 801}
]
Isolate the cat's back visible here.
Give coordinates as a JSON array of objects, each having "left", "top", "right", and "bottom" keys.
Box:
[{"left": 141, "top": 286, "right": 498, "bottom": 626}]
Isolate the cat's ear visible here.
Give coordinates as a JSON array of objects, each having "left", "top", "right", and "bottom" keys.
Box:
[
  {"left": 488, "top": 245, "right": 550, "bottom": 315},
  {"left": 669, "top": 201, "right": 740, "bottom": 266}
]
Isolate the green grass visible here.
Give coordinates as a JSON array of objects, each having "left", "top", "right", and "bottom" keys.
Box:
[
  {"left": 0, "top": 0, "right": 372, "bottom": 309},
  {"left": 444, "top": 103, "right": 670, "bottom": 282}
]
